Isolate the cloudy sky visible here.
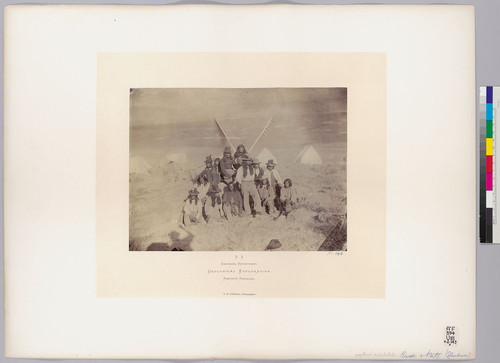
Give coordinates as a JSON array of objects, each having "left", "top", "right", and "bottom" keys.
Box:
[{"left": 130, "top": 88, "right": 347, "bottom": 157}]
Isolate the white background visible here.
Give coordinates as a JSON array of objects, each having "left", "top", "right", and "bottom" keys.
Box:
[{"left": 2, "top": 2, "right": 487, "bottom": 362}]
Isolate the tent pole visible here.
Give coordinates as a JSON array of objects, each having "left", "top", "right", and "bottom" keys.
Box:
[
  {"left": 214, "top": 117, "right": 236, "bottom": 152},
  {"left": 249, "top": 116, "right": 274, "bottom": 153}
]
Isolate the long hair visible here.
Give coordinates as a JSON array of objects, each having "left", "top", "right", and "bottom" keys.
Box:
[
  {"left": 242, "top": 163, "right": 254, "bottom": 178},
  {"left": 213, "top": 158, "right": 221, "bottom": 173},
  {"left": 187, "top": 196, "right": 199, "bottom": 205},
  {"left": 234, "top": 144, "right": 248, "bottom": 159}
]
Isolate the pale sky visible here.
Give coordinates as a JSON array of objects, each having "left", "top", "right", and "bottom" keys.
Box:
[{"left": 130, "top": 88, "right": 347, "bottom": 127}]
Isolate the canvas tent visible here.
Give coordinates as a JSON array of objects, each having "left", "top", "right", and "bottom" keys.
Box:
[
  {"left": 130, "top": 156, "right": 152, "bottom": 174},
  {"left": 257, "top": 147, "right": 278, "bottom": 164},
  {"left": 295, "top": 145, "right": 322, "bottom": 165},
  {"left": 163, "top": 153, "right": 187, "bottom": 163}
]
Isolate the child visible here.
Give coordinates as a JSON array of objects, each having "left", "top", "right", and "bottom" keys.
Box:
[
  {"left": 183, "top": 188, "right": 202, "bottom": 226},
  {"left": 222, "top": 182, "right": 243, "bottom": 220},
  {"left": 280, "top": 178, "right": 298, "bottom": 217},
  {"left": 258, "top": 178, "right": 276, "bottom": 214},
  {"left": 205, "top": 184, "right": 224, "bottom": 223}
]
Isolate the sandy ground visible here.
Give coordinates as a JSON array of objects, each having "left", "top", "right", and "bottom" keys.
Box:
[{"left": 129, "top": 147, "right": 346, "bottom": 251}]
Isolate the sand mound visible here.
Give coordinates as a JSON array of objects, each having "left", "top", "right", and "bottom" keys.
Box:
[{"left": 154, "top": 159, "right": 190, "bottom": 183}]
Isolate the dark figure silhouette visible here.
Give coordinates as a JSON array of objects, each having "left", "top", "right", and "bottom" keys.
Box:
[{"left": 168, "top": 226, "right": 194, "bottom": 251}]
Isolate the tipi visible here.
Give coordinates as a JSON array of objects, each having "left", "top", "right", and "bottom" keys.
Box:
[
  {"left": 130, "top": 156, "right": 152, "bottom": 174},
  {"left": 295, "top": 145, "right": 322, "bottom": 165},
  {"left": 164, "top": 153, "right": 187, "bottom": 164},
  {"left": 257, "top": 147, "right": 278, "bottom": 164}
]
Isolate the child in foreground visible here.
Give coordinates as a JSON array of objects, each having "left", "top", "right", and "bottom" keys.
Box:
[{"left": 280, "top": 178, "right": 298, "bottom": 218}]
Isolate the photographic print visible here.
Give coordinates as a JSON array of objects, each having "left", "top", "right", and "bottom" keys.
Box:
[
  {"left": 98, "top": 52, "right": 385, "bottom": 298},
  {"left": 129, "top": 88, "right": 347, "bottom": 252}
]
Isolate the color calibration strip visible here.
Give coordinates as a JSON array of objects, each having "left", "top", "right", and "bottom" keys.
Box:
[{"left": 480, "top": 86, "right": 497, "bottom": 243}]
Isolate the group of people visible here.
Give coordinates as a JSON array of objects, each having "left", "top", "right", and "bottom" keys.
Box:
[{"left": 182, "top": 144, "right": 298, "bottom": 226}]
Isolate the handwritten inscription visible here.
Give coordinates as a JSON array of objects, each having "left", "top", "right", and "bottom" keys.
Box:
[
  {"left": 354, "top": 352, "right": 395, "bottom": 358},
  {"left": 327, "top": 251, "right": 344, "bottom": 256},
  {"left": 354, "top": 326, "right": 466, "bottom": 359},
  {"left": 356, "top": 349, "right": 471, "bottom": 360},
  {"left": 398, "top": 349, "right": 471, "bottom": 360},
  {"left": 400, "top": 351, "right": 416, "bottom": 359},
  {"left": 420, "top": 349, "right": 442, "bottom": 359}
]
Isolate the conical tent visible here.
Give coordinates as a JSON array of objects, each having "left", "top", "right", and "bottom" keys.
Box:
[
  {"left": 164, "top": 153, "right": 187, "bottom": 164},
  {"left": 295, "top": 145, "right": 322, "bottom": 165},
  {"left": 130, "top": 156, "right": 152, "bottom": 174},
  {"left": 295, "top": 145, "right": 309, "bottom": 162},
  {"left": 257, "top": 147, "right": 278, "bottom": 164}
]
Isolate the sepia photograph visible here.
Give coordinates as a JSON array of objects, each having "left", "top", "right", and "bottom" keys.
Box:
[{"left": 129, "top": 88, "right": 347, "bottom": 251}]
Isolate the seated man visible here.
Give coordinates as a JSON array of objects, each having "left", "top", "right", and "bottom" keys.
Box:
[
  {"left": 194, "top": 175, "right": 210, "bottom": 206},
  {"left": 257, "top": 178, "right": 276, "bottom": 214},
  {"left": 195, "top": 155, "right": 213, "bottom": 183},
  {"left": 183, "top": 188, "right": 202, "bottom": 226},
  {"left": 220, "top": 146, "right": 236, "bottom": 183}
]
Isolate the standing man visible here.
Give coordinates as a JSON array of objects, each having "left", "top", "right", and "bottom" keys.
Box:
[
  {"left": 252, "top": 158, "right": 265, "bottom": 185},
  {"left": 235, "top": 157, "right": 263, "bottom": 215}
]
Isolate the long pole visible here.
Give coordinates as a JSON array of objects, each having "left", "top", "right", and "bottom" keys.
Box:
[
  {"left": 249, "top": 116, "right": 273, "bottom": 153},
  {"left": 214, "top": 117, "right": 236, "bottom": 152}
]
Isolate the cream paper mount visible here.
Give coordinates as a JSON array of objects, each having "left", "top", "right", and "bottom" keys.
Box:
[
  {"left": 97, "top": 52, "right": 386, "bottom": 298},
  {"left": 5, "top": 4, "right": 475, "bottom": 359}
]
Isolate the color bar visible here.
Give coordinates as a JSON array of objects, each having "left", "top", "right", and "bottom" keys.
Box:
[
  {"left": 487, "top": 138, "right": 493, "bottom": 155},
  {"left": 480, "top": 86, "right": 494, "bottom": 243},
  {"left": 484, "top": 87, "right": 493, "bottom": 242},
  {"left": 487, "top": 191, "right": 494, "bottom": 208},
  {"left": 480, "top": 87, "right": 487, "bottom": 243},
  {"left": 487, "top": 155, "right": 493, "bottom": 173}
]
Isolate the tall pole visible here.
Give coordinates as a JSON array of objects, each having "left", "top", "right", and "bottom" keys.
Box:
[
  {"left": 214, "top": 117, "right": 236, "bottom": 152},
  {"left": 249, "top": 116, "right": 273, "bottom": 153}
]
